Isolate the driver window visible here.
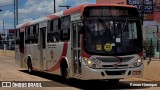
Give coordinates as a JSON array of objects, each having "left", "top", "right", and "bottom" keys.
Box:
[{"left": 128, "top": 22, "right": 137, "bottom": 39}]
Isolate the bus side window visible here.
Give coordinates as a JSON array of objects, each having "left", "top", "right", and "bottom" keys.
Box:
[
  {"left": 16, "top": 29, "right": 20, "bottom": 45},
  {"left": 19, "top": 32, "right": 24, "bottom": 53},
  {"left": 25, "top": 27, "right": 28, "bottom": 44},
  {"left": 28, "top": 25, "right": 34, "bottom": 44},
  {"left": 60, "top": 16, "right": 70, "bottom": 41},
  {"left": 47, "top": 20, "right": 54, "bottom": 43},
  {"left": 48, "top": 19, "right": 60, "bottom": 42},
  {"left": 35, "top": 24, "right": 39, "bottom": 44},
  {"left": 53, "top": 19, "right": 60, "bottom": 42},
  {"left": 47, "top": 19, "right": 60, "bottom": 43}
]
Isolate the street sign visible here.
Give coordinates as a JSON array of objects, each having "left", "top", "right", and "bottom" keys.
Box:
[{"left": 127, "top": 0, "right": 153, "bottom": 13}]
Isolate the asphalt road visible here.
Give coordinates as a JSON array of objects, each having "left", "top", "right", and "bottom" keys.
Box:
[{"left": 0, "top": 55, "right": 159, "bottom": 90}]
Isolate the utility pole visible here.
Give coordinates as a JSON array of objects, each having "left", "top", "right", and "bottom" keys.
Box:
[
  {"left": 14, "top": 0, "right": 18, "bottom": 29},
  {"left": 16, "top": 0, "right": 18, "bottom": 25},
  {"left": 14, "top": 0, "right": 16, "bottom": 29},
  {"left": 141, "top": 0, "right": 145, "bottom": 25},
  {"left": 59, "top": 5, "right": 71, "bottom": 9},
  {"left": 53, "top": 0, "right": 56, "bottom": 13},
  {"left": 3, "top": 20, "right": 6, "bottom": 53}
]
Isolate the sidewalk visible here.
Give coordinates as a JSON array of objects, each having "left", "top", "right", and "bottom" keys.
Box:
[
  {"left": 143, "top": 59, "right": 160, "bottom": 81},
  {"left": 0, "top": 49, "right": 15, "bottom": 57}
]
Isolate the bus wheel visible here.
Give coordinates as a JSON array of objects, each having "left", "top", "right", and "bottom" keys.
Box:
[
  {"left": 108, "top": 79, "right": 119, "bottom": 85},
  {"left": 27, "top": 60, "right": 33, "bottom": 74},
  {"left": 61, "top": 61, "right": 69, "bottom": 80}
]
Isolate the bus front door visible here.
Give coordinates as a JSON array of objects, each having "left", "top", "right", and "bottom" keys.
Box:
[
  {"left": 39, "top": 27, "right": 47, "bottom": 71},
  {"left": 72, "top": 21, "right": 82, "bottom": 77}
]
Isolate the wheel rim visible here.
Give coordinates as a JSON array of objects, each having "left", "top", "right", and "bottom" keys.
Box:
[
  {"left": 28, "top": 62, "right": 32, "bottom": 73},
  {"left": 62, "top": 67, "right": 68, "bottom": 79}
]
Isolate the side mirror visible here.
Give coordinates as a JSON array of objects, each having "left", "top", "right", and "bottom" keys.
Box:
[{"left": 78, "top": 24, "right": 84, "bottom": 34}]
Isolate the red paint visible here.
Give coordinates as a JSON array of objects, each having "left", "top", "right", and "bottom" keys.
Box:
[
  {"left": 8, "top": 29, "right": 14, "bottom": 33},
  {"left": 47, "top": 42, "right": 68, "bottom": 72},
  {"left": 20, "top": 22, "right": 30, "bottom": 32},
  {"left": 63, "top": 4, "right": 135, "bottom": 16},
  {"left": 81, "top": 35, "right": 91, "bottom": 58},
  {"left": 132, "top": 70, "right": 141, "bottom": 75},
  {"left": 63, "top": 5, "right": 84, "bottom": 15},
  {"left": 137, "top": 52, "right": 143, "bottom": 57},
  {"left": 47, "top": 15, "right": 59, "bottom": 19}
]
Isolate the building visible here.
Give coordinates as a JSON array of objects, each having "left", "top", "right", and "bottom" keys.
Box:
[
  {"left": 96, "top": 0, "right": 126, "bottom": 4},
  {"left": 7, "top": 29, "right": 15, "bottom": 50}
]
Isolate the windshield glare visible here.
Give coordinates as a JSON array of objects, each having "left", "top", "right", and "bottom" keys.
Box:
[{"left": 84, "top": 18, "right": 142, "bottom": 55}]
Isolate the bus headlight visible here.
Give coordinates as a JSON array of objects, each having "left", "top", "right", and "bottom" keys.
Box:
[
  {"left": 83, "top": 57, "right": 99, "bottom": 68},
  {"left": 131, "top": 58, "right": 143, "bottom": 67}
]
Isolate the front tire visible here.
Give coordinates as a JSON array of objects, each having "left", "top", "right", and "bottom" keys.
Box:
[
  {"left": 61, "top": 62, "right": 69, "bottom": 80},
  {"left": 61, "top": 65, "right": 69, "bottom": 80},
  {"left": 28, "top": 60, "right": 33, "bottom": 74}
]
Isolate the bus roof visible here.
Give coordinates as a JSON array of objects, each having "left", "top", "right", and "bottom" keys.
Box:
[{"left": 16, "top": 4, "right": 137, "bottom": 30}]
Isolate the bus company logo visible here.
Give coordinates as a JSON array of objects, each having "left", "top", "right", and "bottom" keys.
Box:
[
  {"left": 50, "top": 50, "right": 54, "bottom": 60},
  {"left": 2, "top": 82, "right": 11, "bottom": 87},
  {"left": 113, "top": 64, "right": 118, "bottom": 68}
]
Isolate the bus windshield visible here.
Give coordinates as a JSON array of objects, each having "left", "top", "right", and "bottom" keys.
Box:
[{"left": 84, "top": 18, "right": 142, "bottom": 55}]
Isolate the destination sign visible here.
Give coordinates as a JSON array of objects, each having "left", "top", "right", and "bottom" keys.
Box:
[
  {"left": 89, "top": 9, "right": 128, "bottom": 17},
  {"left": 84, "top": 7, "right": 139, "bottom": 17}
]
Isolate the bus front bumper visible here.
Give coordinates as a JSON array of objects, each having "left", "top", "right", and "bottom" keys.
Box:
[{"left": 81, "top": 65, "right": 143, "bottom": 80}]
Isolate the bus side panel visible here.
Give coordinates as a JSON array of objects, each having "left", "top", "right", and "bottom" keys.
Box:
[
  {"left": 25, "top": 44, "right": 38, "bottom": 68},
  {"left": 33, "top": 44, "right": 41, "bottom": 70},
  {"left": 46, "top": 43, "right": 64, "bottom": 75}
]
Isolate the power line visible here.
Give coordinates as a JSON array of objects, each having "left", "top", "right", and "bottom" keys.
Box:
[{"left": 59, "top": 5, "right": 71, "bottom": 9}]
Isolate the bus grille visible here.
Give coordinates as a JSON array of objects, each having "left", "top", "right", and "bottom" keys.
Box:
[
  {"left": 97, "top": 57, "right": 134, "bottom": 62},
  {"left": 102, "top": 64, "right": 128, "bottom": 68},
  {"left": 105, "top": 70, "right": 126, "bottom": 75}
]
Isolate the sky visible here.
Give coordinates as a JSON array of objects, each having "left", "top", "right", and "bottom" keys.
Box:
[{"left": 0, "top": 0, "right": 96, "bottom": 33}]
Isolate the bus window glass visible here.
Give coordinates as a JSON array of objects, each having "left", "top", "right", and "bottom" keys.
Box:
[
  {"left": 84, "top": 18, "right": 142, "bottom": 55},
  {"left": 16, "top": 29, "right": 20, "bottom": 45},
  {"left": 47, "top": 21, "right": 52, "bottom": 43},
  {"left": 60, "top": 16, "right": 70, "bottom": 41},
  {"left": 28, "top": 25, "right": 34, "bottom": 44},
  {"left": 30, "top": 25, "right": 34, "bottom": 35},
  {"left": 60, "top": 16, "right": 70, "bottom": 29},
  {"left": 128, "top": 22, "right": 137, "bottom": 39},
  {"left": 34, "top": 24, "right": 39, "bottom": 43},
  {"left": 25, "top": 27, "right": 28, "bottom": 44},
  {"left": 47, "top": 20, "right": 59, "bottom": 43},
  {"left": 17, "top": 29, "right": 19, "bottom": 37}
]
